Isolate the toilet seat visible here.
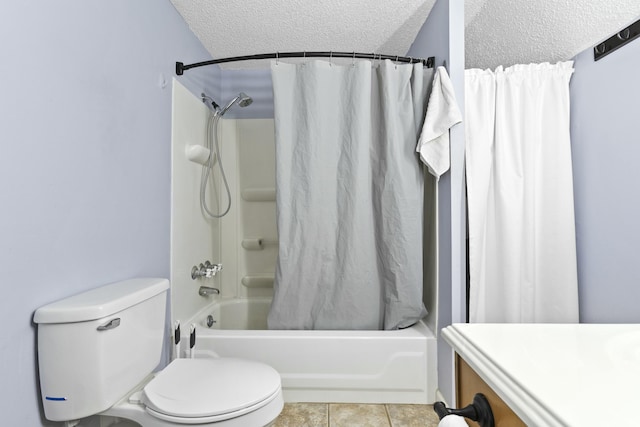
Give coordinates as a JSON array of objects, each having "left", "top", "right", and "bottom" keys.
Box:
[
  {"left": 142, "top": 358, "right": 281, "bottom": 423},
  {"left": 144, "top": 390, "right": 281, "bottom": 424}
]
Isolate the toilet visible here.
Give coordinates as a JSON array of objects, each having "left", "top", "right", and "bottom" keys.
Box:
[{"left": 34, "top": 278, "right": 283, "bottom": 426}]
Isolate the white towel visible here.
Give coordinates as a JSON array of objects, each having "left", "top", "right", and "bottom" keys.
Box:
[
  {"left": 438, "top": 414, "right": 468, "bottom": 427},
  {"left": 416, "top": 66, "right": 463, "bottom": 179}
]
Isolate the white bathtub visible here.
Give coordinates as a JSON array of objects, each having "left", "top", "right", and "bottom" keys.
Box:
[{"left": 187, "top": 297, "right": 437, "bottom": 404}]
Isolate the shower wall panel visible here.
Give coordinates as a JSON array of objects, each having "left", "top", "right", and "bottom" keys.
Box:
[
  {"left": 219, "top": 119, "right": 277, "bottom": 298},
  {"left": 170, "top": 80, "right": 222, "bottom": 323}
]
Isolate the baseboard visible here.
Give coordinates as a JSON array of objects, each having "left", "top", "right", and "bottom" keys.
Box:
[{"left": 435, "top": 389, "right": 449, "bottom": 407}]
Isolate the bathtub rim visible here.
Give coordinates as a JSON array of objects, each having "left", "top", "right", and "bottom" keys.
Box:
[{"left": 189, "top": 296, "right": 436, "bottom": 338}]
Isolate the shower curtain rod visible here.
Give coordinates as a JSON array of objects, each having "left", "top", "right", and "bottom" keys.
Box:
[{"left": 176, "top": 51, "right": 435, "bottom": 75}]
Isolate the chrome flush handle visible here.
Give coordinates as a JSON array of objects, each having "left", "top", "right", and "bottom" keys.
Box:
[{"left": 97, "top": 318, "right": 121, "bottom": 331}]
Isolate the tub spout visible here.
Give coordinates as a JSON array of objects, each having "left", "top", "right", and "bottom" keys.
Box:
[{"left": 198, "top": 286, "right": 220, "bottom": 297}]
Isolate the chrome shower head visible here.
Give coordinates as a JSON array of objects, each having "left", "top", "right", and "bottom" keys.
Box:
[
  {"left": 237, "top": 92, "right": 253, "bottom": 107},
  {"left": 220, "top": 92, "right": 253, "bottom": 115}
]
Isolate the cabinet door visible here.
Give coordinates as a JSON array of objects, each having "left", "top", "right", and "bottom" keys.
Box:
[{"left": 456, "top": 355, "right": 526, "bottom": 427}]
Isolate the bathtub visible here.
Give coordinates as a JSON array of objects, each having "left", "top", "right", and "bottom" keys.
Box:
[{"left": 187, "top": 297, "right": 437, "bottom": 404}]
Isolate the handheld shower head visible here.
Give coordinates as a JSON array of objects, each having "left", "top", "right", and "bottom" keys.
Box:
[
  {"left": 220, "top": 92, "right": 253, "bottom": 115},
  {"left": 237, "top": 92, "right": 253, "bottom": 107}
]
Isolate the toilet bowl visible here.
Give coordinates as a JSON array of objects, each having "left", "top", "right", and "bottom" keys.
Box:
[{"left": 34, "top": 278, "right": 283, "bottom": 426}]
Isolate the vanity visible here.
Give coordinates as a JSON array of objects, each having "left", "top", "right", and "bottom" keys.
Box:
[{"left": 442, "top": 323, "right": 640, "bottom": 426}]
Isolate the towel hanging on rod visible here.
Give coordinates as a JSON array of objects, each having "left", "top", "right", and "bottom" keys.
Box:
[{"left": 176, "top": 51, "right": 435, "bottom": 75}]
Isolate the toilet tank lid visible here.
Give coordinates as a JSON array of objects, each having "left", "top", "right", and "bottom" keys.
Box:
[{"left": 34, "top": 278, "right": 169, "bottom": 324}]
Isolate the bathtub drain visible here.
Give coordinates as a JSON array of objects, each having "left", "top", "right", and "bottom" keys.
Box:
[{"left": 206, "top": 315, "right": 216, "bottom": 328}]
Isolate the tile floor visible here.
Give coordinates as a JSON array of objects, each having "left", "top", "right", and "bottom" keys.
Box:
[{"left": 273, "top": 403, "right": 443, "bottom": 427}]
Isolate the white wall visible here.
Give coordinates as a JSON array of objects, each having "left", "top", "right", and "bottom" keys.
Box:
[
  {"left": 0, "top": 1, "right": 216, "bottom": 423},
  {"left": 570, "top": 25, "right": 640, "bottom": 323}
]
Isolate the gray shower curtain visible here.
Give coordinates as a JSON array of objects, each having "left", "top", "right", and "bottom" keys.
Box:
[{"left": 268, "top": 59, "right": 433, "bottom": 330}]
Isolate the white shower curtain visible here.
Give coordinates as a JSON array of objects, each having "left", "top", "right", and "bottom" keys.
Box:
[
  {"left": 466, "top": 62, "right": 579, "bottom": 323},
  {"left": 268, "top": 60, "right": 432, "bottom": 330}
]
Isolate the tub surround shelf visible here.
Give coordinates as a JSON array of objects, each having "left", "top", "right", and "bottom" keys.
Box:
[
  {"left": 242, "top": 188, "right": 276, "bottom": 202},
  {"left": 242, "top": 275, "right": 275, "bottom": 288},
  {"left": 442, "top": 323, "right": 640, "bottom": 426},
  {"left": 242, "top": 238, "right": 278, "bottom": 250}
]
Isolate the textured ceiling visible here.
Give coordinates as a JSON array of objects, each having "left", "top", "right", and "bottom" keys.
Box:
[
  {"left": 171, "top": 0, "right": 436, "bottom": 69},
  {"left": 170, "top": 0, "right": 640, "bottom": 70},
  {"left": 465, "top": 0, "right": 640, "bottom": 70}
]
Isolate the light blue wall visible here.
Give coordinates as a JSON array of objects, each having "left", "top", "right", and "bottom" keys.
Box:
[
  {"left": 407, "top": 0, "right": 466, "bottom": 406},
  {"left": 570, "top": 29, "right": 640, "bottom": 323},
  {"left": 220, "top": 69, "right": 274, "bottom": 119},
  {"left": 0, "top": 1, "right": 217, "bottom": 424}
]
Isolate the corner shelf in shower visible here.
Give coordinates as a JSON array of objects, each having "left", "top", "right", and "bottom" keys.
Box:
[
  {"left": 241, "top": 188, "right": 276, "bottom": 202},
  {"left": 241, "top": 275, "right": 275, "bottom": 288},
  {"left": 241, "top": 238, "right": 278, "bottom": 250}
]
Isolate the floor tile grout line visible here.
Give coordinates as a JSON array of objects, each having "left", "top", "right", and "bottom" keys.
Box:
[
  {"left": 384, "top": 404, "right": 394, "bottom": 427},
  {"left": 275, "top": 402, "right": 440, "bottom": 427}
]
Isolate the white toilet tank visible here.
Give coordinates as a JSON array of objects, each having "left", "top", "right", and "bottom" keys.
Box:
[{"left": 34, "top": 278, "right": 169, "bottom": 422}]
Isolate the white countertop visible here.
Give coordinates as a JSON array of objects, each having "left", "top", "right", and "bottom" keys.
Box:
[{"left": 442, "top": 323, "right": 640, "bottom": 427}]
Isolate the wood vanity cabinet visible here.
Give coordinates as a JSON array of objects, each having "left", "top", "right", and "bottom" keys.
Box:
[
  {"left": 444, "top": 323, "right": 640, "bottom": 426},
  {"left": 455, "top": 355, "right": 526, "bottom": 427}
]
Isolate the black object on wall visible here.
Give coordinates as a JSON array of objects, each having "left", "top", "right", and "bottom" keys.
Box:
[
  {"left": 434, "top": 393, "right": 495, "bottom": 427},
  {"left": 594, "top": 18, "right": 640, "bottom": 61}
]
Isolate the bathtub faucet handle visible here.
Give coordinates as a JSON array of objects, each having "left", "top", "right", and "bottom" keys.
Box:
[
  {"left": 191, "top": 261, "right": 223, "bottom": 280},
  {"left": 205, "top": 262, "right": 222, "bottom": 278}
]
